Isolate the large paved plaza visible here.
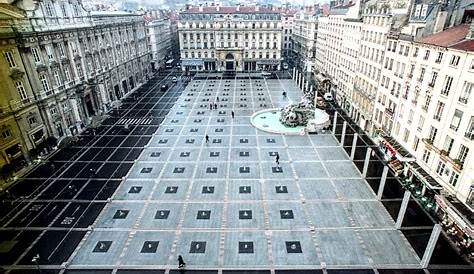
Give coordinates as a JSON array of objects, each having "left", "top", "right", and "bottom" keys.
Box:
[{"left": 2, "top": 71, "right": 462, "bottom": 274}]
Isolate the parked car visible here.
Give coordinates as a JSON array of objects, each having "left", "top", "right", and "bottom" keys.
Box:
[
  {"left": 323, "top": 93, "right": 333, "bottom": 101},
  {"left": 161, "top": 84, "right": 168, "bottom": 91},
  {"left": 261, "top": 71, "right": 272, "bottom": 77},
  {"left": 172, "top": 76, "right": 178, "bottom": 83},
  {"left": 282, "top": 63, "right": 289, "bottom": 70}
]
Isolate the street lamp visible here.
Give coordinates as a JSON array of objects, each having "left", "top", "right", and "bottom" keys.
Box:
[{"left": 31, "top": 254, "right": 41, "bottom": 274}]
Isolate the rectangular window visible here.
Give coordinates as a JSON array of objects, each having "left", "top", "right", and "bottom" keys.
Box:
[
  {"left": 429, "top": 126, "right": 438, "bottom": 142},
  {"left": 46, "top": 45, "right": 54, "bottom": 60},
  {"left": 3, "top": 51, "right": 16, "bottom": 67},
  {"left": 441, "top": 76, "right": 453, "bottom": 96},
  {"left": 457, "top": 145, "right": 469, "bottom": 164},
  {"left": 39, "top": 74, "right": 50, "bottom": 91},
  {"left": 436, "top": 161, "right": 445, "bottom": 176},
  {"left": 1, "top": 129, "right": 12, "bottom": 139},
  {"left": 435, "top": 52, "right": 443, "bottom": 63},
  {"left": 58, "top": 43, "right": 65, "bottom": 57},
  {"left": 413, "top": 136, "right": 420, "bottom": 151},
  {"left": 418, "top": 116, "right": 425, "bottom": 131},
  {"left": 15, "top": 81, "right": 28, "bottom": 100},
  {"left": 418, "top": 67, "right": 425, "bottom": 82},
  {"left": 429, "top": 71, "right": 438, "bottom": 87},
  {"left": 31, "top": 47, "right": 41, "bottom": 63},
  {"left": 449, "top": 172, "right": 459, "bottom": 187},
  {"left": 434, "top": 101, "right": 444, "bottom": 121},
  {"left": 53, "top": 70, "right": 61, "bottom": 86},
  {"left": 422, "top": 149, "right": 431, "bottom": 163},
  {"left": 64, "top": 67, "right": 71, "bottom": 82},
  {"left": 450, "top": 109, "right": 463, "bottom": 131},
  {"left": 449, "top": 55, "right": 460, "bottom": 66},
  {"left": 424, "top": 50, "right": 430, "bottom": 60},
  {"left": 459, "top": 82, "right": 472, "bottom": 104},
  {"left": 443, "top": 136, "right": 454, "bottom": 154}
]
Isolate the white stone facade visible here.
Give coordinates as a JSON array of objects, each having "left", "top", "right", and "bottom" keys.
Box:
[
  {"left": 147, "top": 18, "right": 172, "bottom": 71},
  {"left": 291, "top": 12, "right": 318, "bottom": 73},
  {"left": 8, "top": 1, "right": 151, "bottom": 139},
  {"left": 178, "top": 6, "right": 282, "bottom": 72}
]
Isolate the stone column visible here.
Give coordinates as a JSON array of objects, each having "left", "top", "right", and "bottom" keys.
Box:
[
  {"left": 332, "top": 111, "right": 337, "bottom": 134},
  {"left": 292, "top": 67, "right": 296, "bottom": 80},
  {"left": 395, "top": 190, "right": 411, "bottom": 228},
  {"left": 377, "top": 166, "right": 389, "bottom": 200},
  {"left": 340, "top": 121, "right": 347, "bottom": 147},
  {"left": 350, "top": 133, "right": 358, "bottom": 160},
  {"left": 362, "top": 147, "right": 372, "bottom": 177},
  {"left": 421, "top": 224, "right": 442, "bottom": 268}
]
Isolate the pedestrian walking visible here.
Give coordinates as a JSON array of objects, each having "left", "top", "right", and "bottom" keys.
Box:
[
  {"left": 214, "top": 103, "right": 217, "bottom": 109},
  {"left": 275, "top": 153, "right": 280, "bottom": 165},
  {"left": 231, "top": 110, "right": 235, "bottom": 119},
  {"left": 216, "top": 96, "right": 219, "bottom": 102},
  {"left": 209, "top": 103, "right": 213, "bottom": 110},
  {"left": 205, "top": 134, "right": 209, "bottom": 144},
  {"left": 178, "top": 255, "right": 186, "bottom": 268}
]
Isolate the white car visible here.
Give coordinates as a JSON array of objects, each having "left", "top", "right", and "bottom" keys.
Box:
[
  {"left": 261, "top": 71, "right": 272, "bottom": 76},
  {"left": 323, "top": 93, "right": 333, "bottom": 101},
  {"left": 282, "top": 63, "right": 289, "bottom": 70},
  {"left": 172, "top": 76, "right": 178, "bottom": 83}
]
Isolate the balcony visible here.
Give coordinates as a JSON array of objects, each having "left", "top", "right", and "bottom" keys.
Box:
[
  {"left": 421, "top": 105, "right": 429, "bottom": 112},
  {"left": 458, "top": 97, "right": 468, "bottom": 104},
  {"left": 449, "top": 124, "right": 459, "bottom": 131},
  {"left": 433, "top": 115, "right": 441, "bottom": 121},
  {"left": 428, "top": 82, "right": 435, "bottom": 88},
  {"left": 465, "top": 131, "right": 474, "bottom": 140}
]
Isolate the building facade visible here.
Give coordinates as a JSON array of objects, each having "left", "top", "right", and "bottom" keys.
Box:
[
  {"left": 147, "top": 16, "right": 172, "bottom": 71},
  {"left": 291, "top": 11, "right": 318, "bottom": 73},
  {"left": 280, "top": 9, "right": 295, "bottom": 61},
  {"left": 178, "top": 6, "right": 282, "bottom": 72},
  {"left": 374, "top": 24, "right": 474, "bottom": 206},
  {"left": 0, "top": 0, "right": 151, "bottom": 179}
]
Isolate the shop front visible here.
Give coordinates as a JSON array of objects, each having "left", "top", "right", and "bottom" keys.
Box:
[
  {"left": 435, "top": 194, "right": 473, "bottom": 259},
  {"left": 181, "top": 59, "right": 205, "bottom": 73},
  {"left": 256, "top": 59, "right": 280, "bottom": 71}
]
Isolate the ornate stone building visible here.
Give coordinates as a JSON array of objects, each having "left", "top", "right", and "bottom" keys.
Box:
[
  {"left": 178, "top": 5, "right": 282, "bottom": 72},
  {"left": 0, "top": 0, "right": 150, "bottom": 177}
]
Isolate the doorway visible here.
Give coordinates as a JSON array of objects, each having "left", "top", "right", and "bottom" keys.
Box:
[{"left": 225, "top": 53, "right": 235, "bottom": 71}]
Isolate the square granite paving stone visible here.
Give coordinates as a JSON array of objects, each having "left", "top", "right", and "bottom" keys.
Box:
[
  {"left": 309, "top": 134, "right": 341, "bottom": 147},
  {"left": 228, "top": 162, "right": 261, "bottom": 179},
  {"left": 148, "top": 135, "right": 178, "bottom": 147},
  {"left": 226, "top": 202, "right": 265, "bottom": 229},
  {"left": 232, "top": 116, "right": 252, "bottom": 126},
  {"left": 168, "top": 148, "right": 202, "bottom": 162},
  {"left": 266, "top": 202, "right": 309, "bottom": 229},
  {"left": 207, "top": 125, "right": 232, "bottom": 135},
  {"left": 160, "top": 162, "right": 196, "bottom": 179},
  {"left": 172, "top": 232, "right": 220, "bottom": 266},
  {"left": 344, "top": 201, "right": 395, "bottom": 228},
  {"left": 188, "top": 180, "right": 226, "bottom": 201},
  {"left": 316, "top": 147, "right": 350, "bottom": 161},
  {"left": 112, "top": 179, "right": 154, "bottom": 200},
  {"left": 138, "top": 203, "right": 184, "bottom": 229},
  {"left": 304, "top": 202, "right": 353, "bottom": 228},
  {"left": 222, "top": 231, "right": 269, "bottom": 266},
  {"left": 227, "top": 180, "right": 263, "bottom": 201},
  {"left": 292, "top": 162, "right": 329, "bottom": 179},
  {"left": 314, "top": 229, "right": 369, "bottom": 266},
  {"left": 257, "top": 135, "right": 286, "bottom": 147},
  {"left": 232, "top": 125, "right": 258, "bottom": 135},
  {"left": 127, "top": 163, "right": 165, "bottom": 179},
  {"left": 155, "top": 126, "right": 183, "bottom": 135},
  {"left": 263, "top": 180, "right": 301, "bottom": 200},
  {"left": 258, "top": 148, "right": 289, "bottom": 162},
  {"left": 198, "top": 147, "right": 230, "bottom": 162},
  {"left": 230, "top": 148, "right": 259, "bottom": 161},
  {"left": 94, "top": 203, "right": 144, "bottom": 228},
  {"left": 286, "top": 147, "right": 321, "bottom": 161},
  {"left": 151, "top": 180, "right": 191, "bottom": 202},
  {"left": 181, "top": 203, "right": 224, "bottom": 229},
  {"left": 231, "top": 135, "right": 258, "bottom": 147},
  {"left": 297, "top": 179, "right": 339, "bottom": 200},
  {"left": 358, "top": 229, "right": 420, "bottom": 265},
  {"left": 323, "top": 161, "right": 362, "bottom": 178},
  {"left": 331, "top": 179, "right": 376, "bottom": 200},
  {"left": 138, "top": 148, "right": 172, "bottom": 162},
  {"left": 181, "top": 125, "right": 208, "bottom": 136},
  {"left": 271, "top": 231, "right": 320, "bottom": 266},
  {"left": 283, "top": 135, "right": 314, "bottom": 147},
  {"left": 70, "top": 231, "right": 129, "bottom": 265},
  {"left": 260, "top": 162, "right": 295, "bottom": 179},
  {"left": 120, "top": 231, "right": 175, "bottom": 266}
]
